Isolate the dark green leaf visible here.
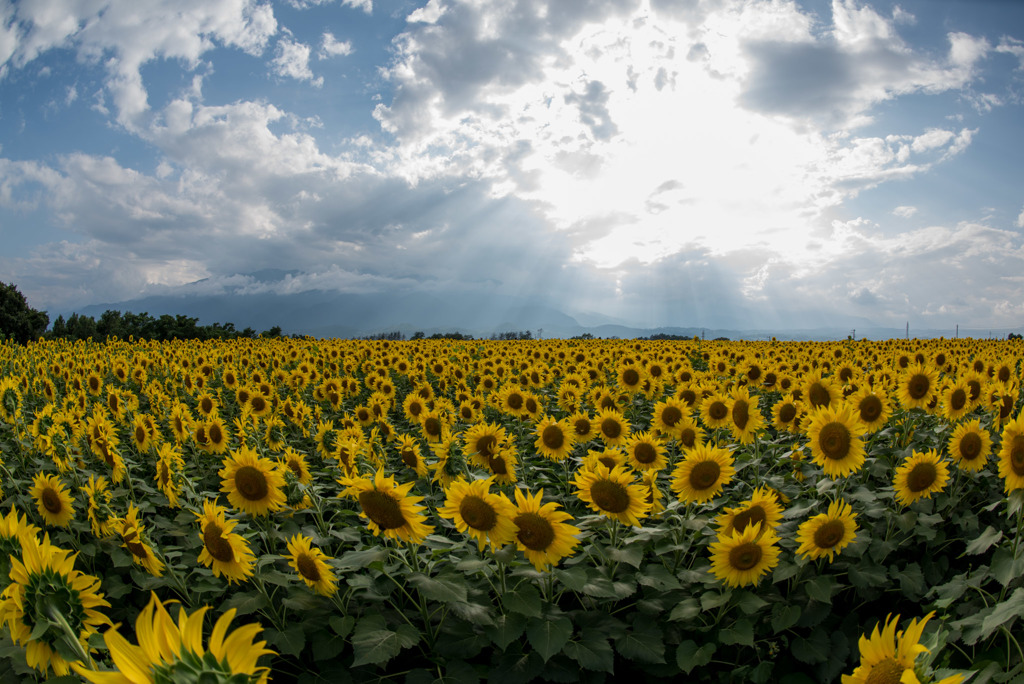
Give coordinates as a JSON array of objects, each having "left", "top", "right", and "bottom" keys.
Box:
[
  {"left": 503, "top": 584, "right": 542, "bottom": 618},
  {"left": 965, "top": 526, "right": 1003, "bottom": 555},
  {"left": 700, "top": 590, "right": 731, "bottom": 610},
  {"left": 407, "top": 572, "right": 468, "bottom": 604},
  {"left": 720, "top": 618, "right": 754, "bottom": 647},
  {"left": 526, "top": 615, "right": 573, "bottom": 662},
  {"left": 555, "top": 565, "right": 588, "bottom": 592},
  {"left": 771, "top": 603, "right": 801, "bottom": 633},
  {"left": 220, "top": 591, "right": 269, "bottom": 617},
  {"left": 617, "top": 621, "right": 666, "bottom": 664},
  {"left": 265, "top": 625, "right": 306, "bottom": 658},
  {"left": 791, "top": 630, "right": 829, "bottom": 664},
  {"left": 351, "top": 629, "right": 402, "bottom": 667},
  {"left": 991, "top": 548, "right": 1024, "bottom": 587},
  {"left": 637, "top": 563, "right": 682, "bottom": 591},
  {"left": 487, "top": 613, "right": 527, "bottom": 650},
  {"left": 734, "top": 590, "right": 768, "bottom": 615},
  {"left": 608, "top": 544, "right": 644, "bottom": 568},
  {"left": 804, "top": 575, "right": 836, "bottom": 603},
  {"left": 848, "top": 562, "right": 887, "bottom": 590},
  {"left": 669, "top": 598, "right": 701, "bottom": 622},
  {"left": 676, "top": 640, "right": 716, "bottom": 674},
  {"left": 562, "top": 629, "right": 614, "bottom": 673},
  {"left": 330, "top": 615, "right": 355, "bottom": 638}
]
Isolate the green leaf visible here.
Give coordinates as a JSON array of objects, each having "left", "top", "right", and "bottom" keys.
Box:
[
  {"left": 668, "top": 598, "right": 701, "bottom": 622},
  {"left": 792, "top": 630, "right": 829, "bottom": 664},
  {"left": 608, "top": 544, "right": 644, "bottom": 568},
  {"left": 487, "top": 613, "right": 527, "bottom": 650},
  {"left": 991, "top": 548, "right": 1024, "bottom": 587},
  {"left": 772, "top": 560, "right": 800, "bottom": 582},
  {"left": 525, "top": 615, "right": 573, "bottom": 662},
  {"left": 676, "top": 640, "right": 716, "bottom": 674},
  {"left": 894, "top": 563, "right": 925, "bottom": 599},
  {"left": 637, "top": 563, "right": 682, "bottom": 591},
  {"left": 351, "top": 629, "right": 402, "bottom": 667},
  {"left": 555, "top": 565, "right": 588, "bottom": 591},
  {"left": 978, "top": 587, "right": 1024, "bottom": 644},
  {"left": 265, "top": 625, "right": 306, "bottom": 658},
  {"left": 337, "top": 547, "right": 389, "bottom": 570},
  {"left": 771, "top": 603, "right": 801, "bottom": 633},
  {"left": 407, "top": 572, "right": 468, "bottom": 604},
  {"left": 330, "top": 615, "right": 355, "bottom": 638},
  {"left": 804, "top": 575, "right": 836, "bottom": 603},
  {"left": 848, "top": 562, "right": 887, "bottom": 590},
  {"left": 503, "top": 584, "right": 542, "bottom": 618},
  {"left": 965, "top": 526, "right": 1003, "bottom": 555},
  {"left": 220, "top": 591, "right": 269, "bottom": 617},
  {"left": 616, "top": 621, "right": 666, "bottom": 664},
  {"left": 700, "top": 590, "right": 731, "bottom": 611},
  {"left": 720, "top": 618, "right": 754, "bottom": 647},
  {"left": 449, "top": 600, "right": 496, "bottom": 627},
  {"left": 734, "top": 590, "right": 768, "bottom": 615},
  {"left": 562, "top": 629, "right": 614, "bottom": 673}
]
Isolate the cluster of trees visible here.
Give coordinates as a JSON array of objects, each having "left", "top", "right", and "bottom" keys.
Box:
[{"left": 1, "top": 282, "right": 283, "bottom": 344}]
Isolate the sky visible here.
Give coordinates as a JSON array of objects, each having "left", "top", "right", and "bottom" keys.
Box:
[{"left": 2, "top": 0, "right": 1024, "bottom": 334}]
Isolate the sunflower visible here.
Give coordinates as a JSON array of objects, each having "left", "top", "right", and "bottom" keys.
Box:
[
  {"left": 947, "top": 419, "right": 992, "bottom": 472},
  {"left": 464, "top": 421, "right": 508, "bottom": 461},
  {"left": 496, "top": 384, "right": 530, "bottom": 418},
  {"left": 83, "top": 475, "right": 117, "bottom": 537},
  {"left": 676, "top": 417, "right": 706, "bottom": 450},
  {"left": 286, "top": 534, "right": 338, "bottom": 596},
  {"left": 167, "top": 402, "right": 194, "bottom": 444},
  {"left": 842, "top": 612, "right": 963, "bottom": 684},
  {"left": 771, "top": 396, "right": 804, "bottom": 433},
  {"left": 195, "top": 499, "right": 256, "bottom": 584},
  {"left": 0, "top": 507, "right": 41, "bottom": 567},
  {"left": 623, "top": 431, "right": 668, "bottom": 472},
  {"left": 572, "top": 464, "right": 651, "bottom": 527},
  {"left": 0, "top": 534, "right": 111, "bottom": 677},
  {"left": 594, "top": 408, "right": 631, "bottom": 447},
  {"left": 698, "top": 392, "right": 731, "bottom": 429},
  {"left": 708, "top": 523, "right": 781, "bottom": 588},
  {"left": 795, "top": 499, "right": 858, "bottom": 563},
  {"left": 716, "top": 486, "right": 784, "bottom": 537},
  {"left": 941, "top": 379, "right": 974, "bottom": 422},
  {"left": 30, "top": 473, "right": 75, "bottom": 528},
  {"left": 997, "top": 413, "right": 1024, "bottom": 492},
  {"left": 616, "top": 363, "right": 646, "bottom": 394},
  {"left": 418, "top": 409, "right": 447, "bottom": 443},
  {"left": 641, "top": 469, "right": 665, "bottom": 516},
  {"left": 534, "top": 416, "right": 577, "bottom": 461},
  {"left": 805, "top": 402, "right": 868, "bottom": 479},
  {"left": 480, "top": 444, "right": 519, "bottom": 485},
  {"left": 893, "top": 449, "right": 950, "bottom": 506},
  {"left": 567, "top": 411, "right": 596, "bottom": 442},
  {"left": 848, "top": 386, "right": 891, "bottom": 433},
  {"left": 119, "top": 504, "right": 165, "bottom": 577},
  {"left": 670, "top": 444, "right": 736, "bottom": 504},
  {"left": 437, "top": 476, "right": 518, "bottom": 552},
  {"left": 196, "top": 416, "right": 231, "bottom": 455},
  {"left": 802, "top": 371, "right": 840, "bottom": 410},
  {"left": 345, "top": 469, "right": 434, "bottom": 544},
  {"left": 131, "top": 413, "right": 155, "bottom": 453},
  {"left": 219, "top": 446, "right": 287, "bottom": 517},
  {"left": 726, "top": 386, "right": 764, "bottom": 444},
  {"left": 511, "top": 488, "right": 580, "bottom": 572},
  {"left": 650, "top": 397, "right": 691, "bottom": 439},
  {"left": 73, "top": 590, "right": 274, "bottom": 684},
  {"left": 395, "top": 433, "right": 430, "bottom": 478},
  {"left": 154, "top": 443, "right": 185, "bottom": 508},
  {"left": 897, "top": 363, "right": 939, "bottom": 410}
]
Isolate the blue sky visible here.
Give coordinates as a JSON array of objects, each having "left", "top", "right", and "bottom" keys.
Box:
[{"left": 2, "top": 0, "right": 1024, "bottom": 333}]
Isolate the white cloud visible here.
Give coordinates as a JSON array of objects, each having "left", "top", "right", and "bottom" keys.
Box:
[
  {"left": 1017, "top": 206, "right": 1024, "bottom": 229},
  {"left": 408, "top": 0, "right": 445, "bottom": 24},
  {"left": 320, "top": 32, "right": 352, "bottom": 58},
  {"left": 272, "top": 37, "right": 323, "bottom": 86},
  {"left": 893, "top": 205, "right": 917, "bottom": 218}
]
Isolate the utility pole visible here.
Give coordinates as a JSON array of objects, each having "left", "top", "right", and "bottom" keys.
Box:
[
  {"left": 956, "top": 324, "right": 958, "bottom": 339},
  {"left": 906, "top": 322, "right": 909, "bottom": 339}
]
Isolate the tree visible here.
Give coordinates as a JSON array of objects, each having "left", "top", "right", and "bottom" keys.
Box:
[{"left": 0, "top": 281, "right": 49, "bottom": 344}]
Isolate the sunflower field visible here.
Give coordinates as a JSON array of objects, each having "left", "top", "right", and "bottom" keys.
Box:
[{"left": 0, "top": 335, "right": 1022, "bottom": 683}]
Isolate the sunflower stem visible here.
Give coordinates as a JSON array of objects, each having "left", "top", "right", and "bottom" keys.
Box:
[{"left": 44, "top": 601, "right": 95, "bottom": 671}]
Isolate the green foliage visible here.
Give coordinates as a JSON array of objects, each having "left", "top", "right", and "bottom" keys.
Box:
[{"left": 0, "top": 281, "right": 48, "bottom": 344}]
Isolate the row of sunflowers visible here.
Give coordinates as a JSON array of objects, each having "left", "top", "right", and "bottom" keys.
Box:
[{"left": 0, "top": 336, "right": 1022, "bottom": 683}]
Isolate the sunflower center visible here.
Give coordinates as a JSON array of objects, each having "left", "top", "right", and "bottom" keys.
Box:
[
  {"left": 813, "top": 520, "right": 845, "bottom": 548},
  {"left": 708, "top": 401, "right": 728, "bottom": 421},
  {"left": 948, "top": 388, "right": 967, "bottom": 411},
  {"left": 201, "top": 397, "right": 214, "bottom": 414},
  {"left": 728, "top": 542, "right": 762, "bottom": 571},
  {"left": 251, "top": 396, "right": 267, "bottom": 413},
  {"left": 542, "top": 425, "right": 565, "bottom": 450},
  {"left": 203, "top": 524, "right": 235, "bottom": 563},
  {"left": 41, "top": 487, "right": 63, "bottom": 514},
  {"left": 858, "top": 396, "right": 882, "bottom": 422},
  {"left": 679, "top": 428, "right": 697, "bottom": 449},
  {"left": 906, "top": 462, "right": 937, "bottom": 492},
  {"left": 401, "top": 449, "right": 419, "bottom": 468},
  {"left": 807, "top": 383, "right": 831, "bottom": 408},
  {"left": 513, "top": 512, "right": 555, "bottom": 551},
  {"left": 959, "top": 432, "right": 983, "bottom": 461},
  {"left": 661, "top": 406, "right": 682, "bottom": 427},
  {"left": 818, "top": 422, "right": 851, "bottom": 460},
  {"left": 233, "top": 465, "right": 270, "bottom": 502},
  {"left": 732, "top": 401, "right": 749, "bottom": 430},
  {"left": 208, "top": 423, "right": 224, "bottom": 444},
  {"left": 125, "top": 536, "right": 149, "bottom": 559},
  {"left": 358, "top": 490, "right": 408, "bottom": 530},
  {"left": 622, "top": 369, "right": 640, "bottom": 386},
  {"left": 158, "top": 462, "right": 171, "bottom": 487},
  {"left": 689, "top": 460, "right": 721, "bottom": 490},
  {"left": 507, "top": 394, "right": 524, "bottom": 410},
  {"left": 967, "top": 380, "right": 982, "bottom": 401},
  {"left": 732, "top": 505, "right": 766, "bottom": 533},
  {"left": 296, "top": 553, "right": 321, "bottom": 582},
  {"left": 590, "top": 480, "right": 630, "bottom": 513},
  {"left": 598, "top": 456, "right": 618, "bottom": 469},
  {"left": 573, "top": 419, "right": 592, "bottom": 437},
  {"left": 423, "top": 417, "right": 442, "bottom": 438},
  {"left": 1010, "top": 436, "right": 1024, "bottom": 475},
  {"left": 907, "top": 373, "right": 930, "bottom": 400},
  {"left": 459, "top": 496, "right": 498, "bottom": 531},
  {"left": 865, "top": 658, "right": 906, "bottom": 684},
  {"left": 135, "top": 425, "right": 147, "bottom": 445},
  {"left": 633, "top": 442, "right": 657, "bottom": 464},
  {"left": 488, "top": 454, "right": 508, "bottom": 475},
  {"left": 998, "top": 366, "right": 1011, "bottom": 383},
  {"left": 601, "top": 417, "right": 622, "bottom": 439}
]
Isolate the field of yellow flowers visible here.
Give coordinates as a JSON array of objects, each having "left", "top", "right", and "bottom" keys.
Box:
[{"left": 0, "top": 335, "right": 1022, "bottom": 683}]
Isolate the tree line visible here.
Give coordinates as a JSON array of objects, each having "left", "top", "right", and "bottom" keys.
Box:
[{"left": 1, "top": 281, "right": 283, "bottom": 344}]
